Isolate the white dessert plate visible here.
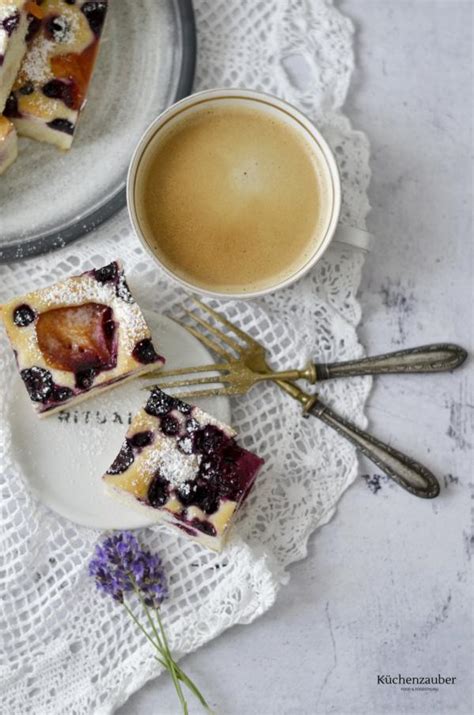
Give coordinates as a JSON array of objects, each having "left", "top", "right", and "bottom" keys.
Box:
[
  {"left": 7, "top": 312, "right": 231, "bottom": 530},
  {"left": 0, "top": 0, "right": 195, "bottom": 262}
]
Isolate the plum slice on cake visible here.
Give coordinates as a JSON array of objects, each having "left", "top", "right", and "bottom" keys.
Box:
[
  {"left": 104, "top": 388, "right": 264, "bottom": 551},
  {"left": 4, "top": 0, "right": 108, "bottom": 149},
  {"left": 0, "top": 260, "right": 165, "bottom": 416}
]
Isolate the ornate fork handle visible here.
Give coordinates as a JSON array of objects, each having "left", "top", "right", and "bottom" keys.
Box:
[
  {"left": 307, "top": 399, "right": 440, "bottom": 498},
  {"left": 315, "top": 343, "right": 467, "bottom": 380}
]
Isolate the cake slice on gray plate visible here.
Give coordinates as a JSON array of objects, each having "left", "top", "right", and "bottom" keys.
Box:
[
  {"left": 0, "top": 0, "right": 32, "bottom": 173},
  {"left": 4, "top": 0, "right": 109, "bottom": 150},
  {"left": 104, "top": 388, "right": 264, "bottom": 551},
  {"left": 0, "top": 0, "right": 30, "bottom": 111}
]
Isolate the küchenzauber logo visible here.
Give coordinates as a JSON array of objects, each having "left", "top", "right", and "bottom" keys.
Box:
[{"left": 377, "top": 675, "right": 456, "bottom": 685}]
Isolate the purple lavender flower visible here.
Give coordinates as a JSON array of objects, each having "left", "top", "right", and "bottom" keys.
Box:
[
  {"left": 89, "top": 531, "right": 168, "bottom": 607},
  {"left": 88, "top": 532, "right": 210, "bottom": 713}
]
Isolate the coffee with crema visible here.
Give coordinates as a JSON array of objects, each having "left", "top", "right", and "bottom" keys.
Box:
[{"left": 134, "top": 98, "right": 333, "bottom": 294}]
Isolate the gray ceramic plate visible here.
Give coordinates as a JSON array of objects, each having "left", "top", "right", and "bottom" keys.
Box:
[{"left": 0, "top": 0, "right": 196, "bottom": 263}]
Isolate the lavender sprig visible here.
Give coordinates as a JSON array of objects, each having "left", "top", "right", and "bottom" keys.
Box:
[{"left": 89, "top": 532, "right": 211, "bottom": 714}]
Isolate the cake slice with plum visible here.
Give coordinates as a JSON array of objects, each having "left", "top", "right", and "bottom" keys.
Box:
[
  {"left": 4, "top": 0, "right": 109, "bottom": 149},
  {"left": 0, "top": 0, "right": 32, "bottom": 112},
  {"left": 0, "top": 260, "right": 165, "bottom": 416},
  {"left": 104, "top": 388, "right": 264, "bottom": 551},
  {"left": 0, "top": 0, "right": 34, "bottom": 174}
]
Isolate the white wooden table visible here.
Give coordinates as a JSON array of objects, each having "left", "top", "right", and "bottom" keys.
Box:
[{"left": 119, "top": 2, "right": 473, "bottom": 712}]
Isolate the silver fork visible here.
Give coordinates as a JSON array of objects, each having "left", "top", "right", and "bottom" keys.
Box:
[
  {"left": 147, "top": 303, "right": 466, "bottom": 396},
  {"left": 145, "top": 298, "right": 450, "bottom": 498}
]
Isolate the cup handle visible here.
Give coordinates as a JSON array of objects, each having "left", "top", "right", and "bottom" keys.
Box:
[{"left": 333, "top": 224, "right": 374, "bottom": 252}]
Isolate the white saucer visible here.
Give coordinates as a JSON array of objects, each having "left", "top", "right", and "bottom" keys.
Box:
[{"left": 7, "top": 312, "right": 231, "bottom": 530}]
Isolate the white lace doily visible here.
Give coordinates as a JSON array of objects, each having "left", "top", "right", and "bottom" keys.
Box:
[{"left": 0, "top": 1, "right": 372, "bottom": 712}]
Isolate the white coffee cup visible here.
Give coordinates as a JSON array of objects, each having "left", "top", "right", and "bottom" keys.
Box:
[{"left": 127, "top": 88, "right": 371, "bottom": 299}]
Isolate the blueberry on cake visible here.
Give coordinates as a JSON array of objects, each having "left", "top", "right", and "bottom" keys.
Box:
[
  {"left": 4, "top": 0, "right": 108, "bottom": 149},
  {"left": 0, "top": 114, "right": 16, "bottom": 172},
  {"left": 0, "top": 0, "right": 31, "bottom": 112},
  {"left": 0, "top": 260, "right": 165, "bottom": 416},
  {"left": 104, "top": 388, "right": 264, "bottom": 551}
]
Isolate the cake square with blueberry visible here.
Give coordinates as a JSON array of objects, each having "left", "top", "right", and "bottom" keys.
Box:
[
  {"left": 0, "top": 0, "right": 31, "bottom": 113},
  {"left": 103, "top": 388, "right": 264, "bottom": 551},
  {"left": 0, "top": 260, "right": 165, "bottom": 416},
  {"left": 5, "top": 0, "right": 109, "bottom": 149}
]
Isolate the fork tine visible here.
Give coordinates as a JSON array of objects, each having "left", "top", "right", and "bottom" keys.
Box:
[
  {"left": 144, "top": 363, "right": 231, "bottom": 379},
  {"left": 146, "top": 373, "right": 234, "bottom": 389},
  {"left": 191, "top": 297, "right": 256, "bottom": 347},
  {"left": 183, "top": 308, "right": 242, "bottom": 354},
  {"left": 162, "top": 386, "right": 242, "bottom": 400},
  {"left": 171, "top": 316, "right": 235, "bottom": 360}
]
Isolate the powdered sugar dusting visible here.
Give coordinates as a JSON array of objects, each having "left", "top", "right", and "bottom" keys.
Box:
[
  {"left": 38, "top": 275, "right": 106, "bottom": 306},
  {"left": 114, "top": 273, "right": 134, "bottom": 304},
  {"left": 20, "top": 3, "right": 83, "bottom": 83},
  {"left": 25, "top": 326, "right": 40, "bottom": 360},
  {"left": 22, "top": 38, "right": 54, "bottom": 84},
  {"left": 160, "top": 449, "right": 200, "bottom": 486},
  {"left": 0, "top": 3, "right": 21, "bottom": 24},
  {"left": 178, "top": 436, "right": 193, "bottom": 455},
  {"left": 138, "top": 439, "right": 201, "bottom": 489},
  {"left": 0, "top": 2, "right": 24, "bottom": 54},
  {"left": 50, "top": 16, "right": 70, "bottom": 43},
  {"left": 191, "top": 405, "right": 236, "bottom": 438},
  {"left": 51, "top": 8, "right": 81, "bottom": 45},
  {"left": 118, "top": 303, "right": 149, "bottom": 354}
]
